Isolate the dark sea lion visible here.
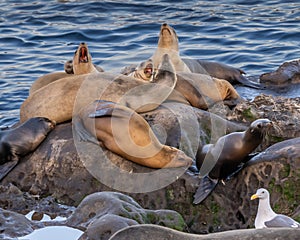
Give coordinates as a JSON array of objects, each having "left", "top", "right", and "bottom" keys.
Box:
[
  {"left": 29, "top": 42, "right": 102, "bottom": 95},
  {"left": 77, "top": 100, "right": 193, "bottom": 169},
  {"left": 0, "top": 117, "right": 55, "bottom": 180},
  {"left": 21, "top": 54, "right": 177, "bottom": 124},
  {"left": 260, "top": 59, "right": 300, "bottom": 86},
  {"left": 193, "top": 118, "right": 272, "bottom": 204}
]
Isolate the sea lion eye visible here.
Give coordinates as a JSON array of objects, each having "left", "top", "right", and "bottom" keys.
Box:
[
  {"left": 74, "top": 50, "right": 77, "bottom": 54},
  {"left": 257, "top": 124, "right": 262, "bottom": 128}
]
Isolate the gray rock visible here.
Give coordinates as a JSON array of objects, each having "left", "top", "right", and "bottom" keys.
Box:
[{"left": 109, "top": 224, "right": 300, "bottom": 240}]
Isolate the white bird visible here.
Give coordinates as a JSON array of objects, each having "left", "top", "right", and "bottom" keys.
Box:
[{"left": 251, "top": 188, "right": 300, "bottom": 229}]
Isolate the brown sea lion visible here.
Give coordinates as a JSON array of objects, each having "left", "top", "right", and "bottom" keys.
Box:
[
  {"left": 29, "top": 42, "right": 102, "bottom": 95},
  {"left": 20, "top": 54, "right": 177, "bottom": 124},
  {"left": 77, "top": 100, "right": 193, "bottom": 168},
  {"left": 260, "top": 59, "right": 300, "bottom": 86},
  {"left": 147, "top": 23, "right": 261, "bottom": 89},
  {"left": 0, "top": 117, "right": 55, "bottom": 180},
  {"left": 133, "top": 58, "right": 241, "bottom": 109},
  {"left": 193, "top": 118, "right": 272, "bottom": 204}
]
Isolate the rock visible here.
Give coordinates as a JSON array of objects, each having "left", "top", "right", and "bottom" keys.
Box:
[
  {"left": 67, "top": 191, "right": 186, "bottom": 240},
  {"left": 109, "top": 224, "right": 300, "bottom": 240},
  {"left": 0, "top": 101, "right": 299, "bottom": 235},
  {"left": 260, "top": 59, "right": 300, "bottom": 85},
  {"left": 0, "top": 208, "right": 35, "bottom": 239},
  {"left": 227, "top": 94, "right": 300, "bottom": 149}
]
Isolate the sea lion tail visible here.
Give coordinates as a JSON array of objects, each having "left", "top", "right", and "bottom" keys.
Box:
[{"left": 193, "top": 176, "right": 218, "bottom": 204}]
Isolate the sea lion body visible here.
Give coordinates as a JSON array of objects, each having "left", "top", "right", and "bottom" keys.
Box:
[
  {"left": 78, "top": 100, "right": 193, "bottom": 168},
  {"left": 0, "top": 117, "right": 55, "bottom": 164},
  {"left": 193, "top": 119, "right": 272, "bottom": 204},
  {"left": 29, "top": 42, "right": 101, "bottom": 95},
  {"left": 20, "top": 54, "right": 177, "bottom": 124}
]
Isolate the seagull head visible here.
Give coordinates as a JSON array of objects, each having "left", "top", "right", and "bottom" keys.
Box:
[{"left": 251, "top": 188, "right": 270, "bottom": 200}]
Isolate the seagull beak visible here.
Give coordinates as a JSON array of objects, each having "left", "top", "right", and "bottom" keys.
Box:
[{"left": 251, "top": 194, "right": 258, "bottom": 200}]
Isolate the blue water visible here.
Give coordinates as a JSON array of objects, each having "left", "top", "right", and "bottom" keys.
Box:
[{"left": 1, "top": 0, "right": 300, "bottom": 127}]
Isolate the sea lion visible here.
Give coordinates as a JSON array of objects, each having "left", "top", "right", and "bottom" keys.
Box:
[
  {"left": 64, "top": 42, "right": 104, "bottom": 75},
  {"left": 133, "top": 58, "right": 241, "bottom": 109},
  {"left": 151, "top": 23, "right": 191, "bottom": 72},
  {"left": 29, "top": 42, "right": 102, "bottom": 95},
  {"left": 0, "top": 117, "right": 55, "bottom": 180},
  {"left": 260, "top": 59, "right": 300, "bottom": 86},
  {"left": 77, "top": 100, "right": 193, "bottom": 168},
  {"left": 147, "top": 23, "right": 261, "bottom": 89},
  {"left": 20, "top": 54, "right": 177, "bottom": 124},
  {"left": 193, "top": 118, "right": 272, "bottom": 204}
]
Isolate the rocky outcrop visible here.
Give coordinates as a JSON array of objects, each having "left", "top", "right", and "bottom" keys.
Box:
[{"left": 0, "top": 95, "right": 299, "bottom": 238}]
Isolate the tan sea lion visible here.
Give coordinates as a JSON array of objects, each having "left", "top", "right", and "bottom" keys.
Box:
[
  {"left": 29, "top": 42, "right": 102, "bottom": 95},
  {"left": 193, "top": 118, "right": 272, "bottom": 204},
  {"left": 0, "top": 117, "right": 55, "bottom": 180},
  {"left": 151, "top": 23, "right": 191, "bottom": 72},
  {"left": 64, "top": 42, "right": 104, "bottom": 75},
  {"left": 133, "top": 58, "right": 241, "bottom": 109},
  {"left": 147, "top": 23, "right": 261, "bottom": 89},
  {"left": 20, "top": 54, "right": 177, "bottom": 124},
  {"left": 77, "top": 100, "right": 193, "bottom": 168}
]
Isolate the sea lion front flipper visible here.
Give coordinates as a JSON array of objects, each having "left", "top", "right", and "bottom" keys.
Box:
[
  {"left": 193, "top": 176, "right": 218, "bottom": 204},
  {"left": 0, "top": 160, "right": 18, "bottom": 181}
]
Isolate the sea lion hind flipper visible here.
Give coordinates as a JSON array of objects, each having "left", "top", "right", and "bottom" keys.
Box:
[
  {"left": 236, "top": 75, "right": 263, "bottom": 89},
  {"left": 193, "top": 176, "right": 218, "bottom": 204},
  {"left": 0, "top": 160, "right": 19, "bottom": 182}
]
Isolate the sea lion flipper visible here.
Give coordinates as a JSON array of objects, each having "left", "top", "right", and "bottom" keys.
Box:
[
  {"left": 193, "top": 176, "right": 218, "bottom": 204},
  {"left": 236, "top": 75, "right": 263, "bottom": 89},
  {"left": 0, "top": 160, "right": 19, "bottom": 181}
]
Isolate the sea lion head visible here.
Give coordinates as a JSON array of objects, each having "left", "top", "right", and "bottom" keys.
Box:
[
  {"left": 73, "top": 42, "right": 95, "bottom": 75},
  {"left": 30, "top": 117, "right": 56, "bottom": 134},
  {"left": 152, "top": 54, "right": 176, "bottom": 83},
  {"left": 249, "top": 118, "right": 272, "bottom": 136},
  {"left": 133, "top": 59, "right": 154, "bottom": 81},
  {"left": 157, "top": 23, "right": 179, "bottom": 51}
]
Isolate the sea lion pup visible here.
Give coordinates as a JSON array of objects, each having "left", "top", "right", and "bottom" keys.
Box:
[
  {"left": 0, "top": 117, "right": 55, "bottom": 180},
  {"left": 193, "top": 118, "right": 272, "bottom": 204},
  {"left": 150, "top": 23, "right": 260, "bottom": 89},
  {"left": 20, "top": 54, "right": 177, "bottom": 124},
  {"left": 260, "top": 59, "right": 300, "bottom": 86},
  {"left": 78, "top": 100, "right": 193, "bottom": 168},
  {"left": 29, "top": 42, "right": 102, "bottom": 95}
]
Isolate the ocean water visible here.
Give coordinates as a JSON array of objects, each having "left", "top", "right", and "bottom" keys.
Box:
[{"left": 1, "top": 0, "right": 300, "bottom": 127}]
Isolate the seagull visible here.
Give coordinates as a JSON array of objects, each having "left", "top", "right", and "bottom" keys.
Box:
[{"left": 251, "top": 188, "right": 300, "bottom": 229}]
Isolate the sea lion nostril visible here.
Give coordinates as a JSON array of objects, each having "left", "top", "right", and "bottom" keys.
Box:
[
  {"left": 162, "top": 23, "right": 167, "bottom": 27},
  {"left": 81, "top": 42, "right": 85, "bottom": 45}
]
